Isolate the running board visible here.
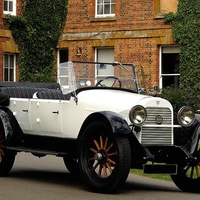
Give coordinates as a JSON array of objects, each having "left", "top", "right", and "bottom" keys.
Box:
[
  {"left": 143, "top": 164, "right": 177, "bottom": 175},
  {"left": 6, "top": 146, "right": 67, "bottom": 156}
]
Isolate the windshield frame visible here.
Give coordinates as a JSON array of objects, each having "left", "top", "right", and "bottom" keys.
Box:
[{"left": 72, "top": 60, "right": 139, "bottom": 93}]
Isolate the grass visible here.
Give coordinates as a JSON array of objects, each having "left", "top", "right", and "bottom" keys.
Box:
[{"left": 130, "top": 169, "right": 172, "bottom": 182}]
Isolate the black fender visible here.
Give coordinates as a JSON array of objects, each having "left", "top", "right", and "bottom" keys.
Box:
[
  {"left": 0, "top": 108, "right": 23, "bottom": 145},
  {"left": 79, "top": 111, "right": 132, "bottom": 136}
]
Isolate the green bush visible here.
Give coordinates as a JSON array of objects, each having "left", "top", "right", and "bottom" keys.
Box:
[{"left": 157, "top": 86, "right": 200, "bottom": 115}]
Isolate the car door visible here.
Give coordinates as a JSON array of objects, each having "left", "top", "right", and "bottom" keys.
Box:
[{"left": 30, "top": 99, "right": 62, "bottom": 136}]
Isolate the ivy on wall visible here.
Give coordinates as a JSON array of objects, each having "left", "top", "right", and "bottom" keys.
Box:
[
  {"left": 4, "top": 0, "right": 68, "bottom": 82},
  {"left": 165, "top": 0, "right": 200, "bottom": 94},
  {"left": 158, "top": 0, "right": 200, "bottom": 112}
]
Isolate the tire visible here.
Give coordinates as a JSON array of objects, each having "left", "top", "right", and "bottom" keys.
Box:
[
  {"left": 78, "top": 121, "right": 131, "bottom": 193},
  {"left": 0, "top": 123, "right": 16, "bottom": 176},
  {"left": 171, "top": 137, "right": 200, "bottom": 193},
  {"left": 63, "top": 154, "right": 79, "bottom": 175}
]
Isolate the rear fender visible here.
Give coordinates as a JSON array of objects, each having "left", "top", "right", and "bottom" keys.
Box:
[
  {"left": 0, "top": 108, "right": 22, "bottom": 144},
  {"left": 79, "top": 111, "right": 131, "bottom": 137}
]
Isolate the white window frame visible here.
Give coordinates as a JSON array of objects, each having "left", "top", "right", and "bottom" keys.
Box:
[
  {"left": 159, "top": 46, "right": 180, "bottom": 89},
  {"left": 95, "top": 0, "right": 115, "bottom": 18},
  {"left": 3, "top": 54, "right": 16, "bottom": 82},
  {"left": 3, "top": 0, "right": 17, "bottom": 16}
]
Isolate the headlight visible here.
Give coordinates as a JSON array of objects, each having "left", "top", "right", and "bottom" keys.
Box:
[
  {"left": 129, "top": 105, "right": 147, "bottom": 125},
  {"left": 177, "top": 106, "right": 195, "bottom": 127}
]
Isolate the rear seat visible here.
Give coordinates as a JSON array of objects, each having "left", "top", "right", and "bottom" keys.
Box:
[
  {"left": 36, "top": 89, "right": 71, "bottom": 100},
  {"left": 0, "top": 87, "right": 71, "bottom": 100}
]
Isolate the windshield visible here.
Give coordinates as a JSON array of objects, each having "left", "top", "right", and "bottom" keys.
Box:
[{"left": 58, "top": 61, "right": 139, "bottom": 94}]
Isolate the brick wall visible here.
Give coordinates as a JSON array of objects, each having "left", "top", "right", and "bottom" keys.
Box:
[
  {"left": 61, "top": 0, "right": 176, "bottom": 89},
  {"left": 0, "top": 0, "right": 21, "bottom": 81}
]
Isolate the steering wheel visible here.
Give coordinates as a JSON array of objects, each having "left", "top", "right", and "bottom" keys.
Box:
[{"left": 95, "top": 76, "right": 122, "bottom": 88}]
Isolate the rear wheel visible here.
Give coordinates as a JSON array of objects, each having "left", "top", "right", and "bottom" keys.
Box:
[
  {"left": 171, "top": 136, "right": 200, "bottom": 193},
  {"left": 0, "top": 123, "right": 16, "bottom": 176},
  {"left": 78, "top": 121, "right": 131, "bottom": 193}
]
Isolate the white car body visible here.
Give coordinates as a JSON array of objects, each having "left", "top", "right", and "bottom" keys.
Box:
[
  {"left": 8, "top": 88, "right": 174, "bottom": 143},
  {"left": 0, "top": 61, "right": 198, "bottom": 194}
]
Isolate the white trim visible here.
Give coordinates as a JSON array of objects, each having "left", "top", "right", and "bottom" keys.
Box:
[
  {"left": 3, "top": 0, "right": 17, "bottom": 16},
  {"left": 95, "top": 0, "right": 115, "bottom": 18},
  {"left": 159, "top": 47, "right": 162, "bottom": 89},
  {"left": 159, "top": 46, "right": 180, "bottom": 88}
]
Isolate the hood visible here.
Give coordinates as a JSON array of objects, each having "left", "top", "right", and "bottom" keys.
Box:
[{"left": 77, "top": 89, "right": 171, "bottom": 114}]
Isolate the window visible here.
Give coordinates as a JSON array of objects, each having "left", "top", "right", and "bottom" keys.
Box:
[
  {"left": 159, "top": 46, "right": 180, "bottom": 88},
  {"left": 3, "top": 0, "right": 16, "bottom": 15},
  {"left": 96, "top": 0, "right": 115, "bottom": 17},
  {"left": 58, "top": 49, "right": 69, "bottom": 64},
  {"left": 3, "top": 54, "right": 16, "bottom": 82},
  {"left": 96, "top": 48, "right": 114, "bottom": 81}
]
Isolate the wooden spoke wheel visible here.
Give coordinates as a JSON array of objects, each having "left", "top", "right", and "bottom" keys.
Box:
[{"left": 78, "top": 121, "right": 131, "bottom": 193}]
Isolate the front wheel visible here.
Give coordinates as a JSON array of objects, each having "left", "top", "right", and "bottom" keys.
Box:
[
  {"left": 171, "top": 137, "right": 200, "bottom": 193},
  {"left": 78, "top": 121, "right": 131, "bottom": 193}
]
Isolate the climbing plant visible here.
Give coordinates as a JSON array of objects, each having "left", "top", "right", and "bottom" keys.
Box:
[
  {"left": 4, "top": 0, "right": 68, "bottom": 82},
  {"left": 157, "top": 0, "right": 200, "bottom": 112},
  {"left": 165, "top": 0, "right": 200, "bottom": 94}
]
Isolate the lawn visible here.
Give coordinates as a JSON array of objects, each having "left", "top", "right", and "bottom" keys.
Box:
[{"left": 130, "top": 169, "right": 172, "bottom": 182}]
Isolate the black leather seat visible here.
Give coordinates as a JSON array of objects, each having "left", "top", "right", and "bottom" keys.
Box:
[{"left": 36, "top": 89, "right": 71, "bottom": 100}]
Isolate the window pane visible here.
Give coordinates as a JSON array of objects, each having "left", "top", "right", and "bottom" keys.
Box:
[
  {"left": 9, "top": 1, "right": 13, "bottom": 12},
  {"left": 162, "top": 76, "right": 179, "bottom": 88},
  {"left": 97, "top": 5, "right": 103, "bottom": 14},
  {"left": 4, "top": 69, "right": 8, "bottom": 81},
  {"left": 97, "top": 48, "right": 114, "bottom": 77},
  {"left": 10, "top": 55, "right": 14, "bottom": 68},
  {"left": 3, "top": 54, "right": 15, "bottom": 82},
  {"left": 4, "top": 1, "right": 8, "bottom": 11},
  {"left": 104, "top": 5, "right": 110, "bottom": 14},
  {"left": 162, "top": 54, "right": 179, "bottom": 74},
  {"left": 97, "top": 0, "right": 103, "bottom": 3},
  {"left": 10, "top": 69, "right": 14, "bottom": 81},
  {"left": 4, "top": 55, "right": 8, "bottom": 68},
  {"left": 111, "top": 4, "right": 115, "bottom": 14}
]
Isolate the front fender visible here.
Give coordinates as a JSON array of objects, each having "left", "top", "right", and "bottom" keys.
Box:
[{"left": 81, "top": 111, "right": 131, "bottom": 135}]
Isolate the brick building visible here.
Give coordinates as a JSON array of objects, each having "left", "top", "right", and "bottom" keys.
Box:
[
  {"left": 0, "top": 0, "right": 180, "bottom": 90},
  {"left": 0, "top": 0, "right": 20, "bottom": 82}
]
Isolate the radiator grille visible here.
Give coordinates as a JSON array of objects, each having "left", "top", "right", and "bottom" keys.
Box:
[
  {"left": 141, "top": 107, "right": 173, "bottom": 145},
  {"left": 145, "top": 107, "right": 171, "bottom": 125}
]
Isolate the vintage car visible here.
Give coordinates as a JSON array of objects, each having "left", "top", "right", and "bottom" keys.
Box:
[{"left": 0, "top": 61, "right": 199, "bottom": 193}]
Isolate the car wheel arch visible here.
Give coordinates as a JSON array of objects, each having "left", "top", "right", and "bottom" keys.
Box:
[{"left": 78, "top": 111, "right": 131, "bottom": 141}]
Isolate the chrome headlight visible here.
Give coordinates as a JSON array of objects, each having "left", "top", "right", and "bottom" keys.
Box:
[
  {"left": 129, "top": 105, "right": 147, "bottom": 125},
  {"left": 177, "top": 106, "right": 195, "bottom": 127}
]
